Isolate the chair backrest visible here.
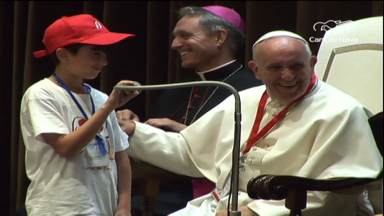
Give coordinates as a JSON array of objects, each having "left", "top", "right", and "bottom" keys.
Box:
[
  {"left": 314, "top": 16, "right": 383, "bottom": 214},
  {"left": 314, "top": 16, "right": 383, "bottom": 114}
]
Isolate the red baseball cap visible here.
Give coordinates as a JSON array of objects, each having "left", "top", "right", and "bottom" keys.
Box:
[{"left": 33, "top": 14, "right": 135, "bottom": 58}]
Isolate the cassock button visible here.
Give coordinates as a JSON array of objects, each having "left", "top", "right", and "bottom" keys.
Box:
[{"left": 211, "top": 204, "right": 217, "bottom": 212}]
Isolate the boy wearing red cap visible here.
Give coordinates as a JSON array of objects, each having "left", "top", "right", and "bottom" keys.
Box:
[{"left": 20, "top": 14, "right": 137, "bottom": 216}]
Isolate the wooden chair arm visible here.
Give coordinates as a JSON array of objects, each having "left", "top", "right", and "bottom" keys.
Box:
[
  {"left": 247, "top": 174, "right": 381, "bottom": 216},
  {"left": 247, "top": 174, "right": 379, "bottom": 200}
]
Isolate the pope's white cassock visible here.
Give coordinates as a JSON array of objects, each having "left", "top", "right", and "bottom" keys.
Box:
[{"left": 127, "top": 79, "right": 383, "bottom": 216}]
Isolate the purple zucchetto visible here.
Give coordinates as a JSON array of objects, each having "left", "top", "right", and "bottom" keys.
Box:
[{"left": 202, "top": 5, "right": 246, "bottom": 32}]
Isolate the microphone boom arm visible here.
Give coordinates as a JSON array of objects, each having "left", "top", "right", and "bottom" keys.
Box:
[{"left": 114, "top": 81, "right": 242, "bottom": 215}]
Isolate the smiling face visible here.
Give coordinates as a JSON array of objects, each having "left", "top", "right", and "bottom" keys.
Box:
[
  {"left": 64, "top": 45, "right": 108, "bottom": 80},
  {"left": 248, "top": 37, "right": 317, "bottom": 105},
  {"left": 171, "top": 15, "right": 222, "bottom": 71}
]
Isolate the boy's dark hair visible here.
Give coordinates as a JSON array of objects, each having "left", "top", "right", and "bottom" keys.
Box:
[
  {"left": 49, "top": 43, "right": 110, "bottom": 66},
  {"left": 50, "top": 43, "right": 83, "bottom": 66}
]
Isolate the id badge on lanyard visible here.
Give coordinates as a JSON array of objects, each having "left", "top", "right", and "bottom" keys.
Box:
[
  {"left": 212, "top": 151, "right": 246, "bottom": 202},
  {"left": 85, "top": 127, "right": 113, "bottom": 167},
  {"left": 212, "top": 174, "right": 232, "bottom": 202},
  {"left": 85, "top": 139, "right": 110, "bottom": 167},
  {"left": 53, "top": 74, "right": 109, "bottom": 167}
]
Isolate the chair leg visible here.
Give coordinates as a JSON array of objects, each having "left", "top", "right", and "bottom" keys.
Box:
[
  {"left": 15, "top": 204, "right": 27, "bottom": 216},
  {"left": 141, "top": 179, "right": 160, "bottom": 216},
  {"left": 289, "top": 210, "right": 303, "bottom": 216},
  {"left": 142, "top": 196, "right": 156, "bottom": 216},
  {"left": 285, "top": 189, "right": 307, "bottom": 216}
]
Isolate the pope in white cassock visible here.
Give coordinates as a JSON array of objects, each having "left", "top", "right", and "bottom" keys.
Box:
[{"left": 117, "top": 30, "right": 383, "bottom": 216}]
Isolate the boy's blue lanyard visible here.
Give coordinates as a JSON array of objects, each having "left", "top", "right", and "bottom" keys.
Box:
[{"left": 53, "top": 73, "right": 108, "bottom": 156}]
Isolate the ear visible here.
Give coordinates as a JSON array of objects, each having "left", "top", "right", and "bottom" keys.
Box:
[
  {"left": 216, "top": 29, "right": 228, "bottom": 47},
  {"left": 310, "top": 55, "right": 317, "bottom": 68},
  {"left": 248, "top": 60, "right": 262, "bottom": 80},
  {"left": 56, "top": 48, "right": 70, "bottom": 64}
]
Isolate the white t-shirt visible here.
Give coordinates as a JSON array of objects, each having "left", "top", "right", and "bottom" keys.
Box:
[{"left": 20, "top": 78, "right": 129, "bottom": 216}]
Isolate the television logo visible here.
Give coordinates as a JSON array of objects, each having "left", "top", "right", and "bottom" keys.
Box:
[
  {"left": 309, "top": 19, "right": 358, "bottom": 43},
  {"left": 313, "top": 20, "right": 353, "bottom": 32}
]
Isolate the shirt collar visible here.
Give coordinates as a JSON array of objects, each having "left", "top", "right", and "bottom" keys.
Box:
[{"left": 195, "top": 60, "right": 239, "bottom": 81}]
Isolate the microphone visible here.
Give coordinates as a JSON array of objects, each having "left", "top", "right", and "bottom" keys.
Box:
[{"left": 114, "top": 81, "right": 243, "bottom": 216}]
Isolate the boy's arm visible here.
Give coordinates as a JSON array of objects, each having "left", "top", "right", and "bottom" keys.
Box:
[
  {"left": 42, "top": 102, "right": 115, "bottom": 158},
  {"left": 30, "top": 81, "right": 137, "bottom": 158},
  {"left": 24, "top": 88, "right": 115, "bottom": 158},
  {"left": 114, "top": 151, "right": 132, "bottom": 215}
]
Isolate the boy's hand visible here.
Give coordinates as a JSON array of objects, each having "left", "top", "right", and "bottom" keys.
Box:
[{"left": 107, "top": 80, "right": 139, "bottom": 109}]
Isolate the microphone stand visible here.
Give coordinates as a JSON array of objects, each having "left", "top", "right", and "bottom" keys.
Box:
[{"left": 114, "top": 81, "right": 242, "bottom": 216}]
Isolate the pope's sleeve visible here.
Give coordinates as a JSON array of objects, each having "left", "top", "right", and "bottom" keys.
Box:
[
  {"left": 127, "top": 95, "right": 236, "bottom": 180},
  {"left": 247, "top": 105, "right": 383, "bottom": 216},
  {"left": 127, "top": 122, "right": 203, "bottom": 177}
]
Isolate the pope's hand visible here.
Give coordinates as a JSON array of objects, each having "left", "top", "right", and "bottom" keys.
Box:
[{"left": 116, "top": 109, "right": 137, "bottom": 135}]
